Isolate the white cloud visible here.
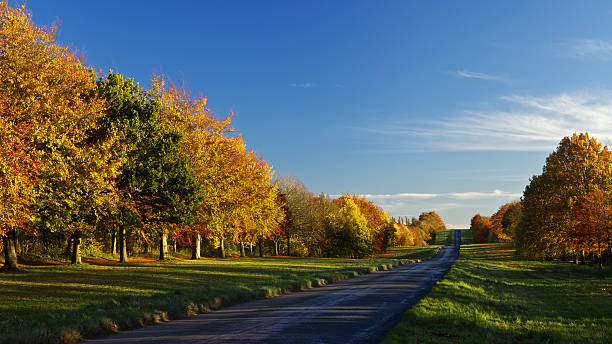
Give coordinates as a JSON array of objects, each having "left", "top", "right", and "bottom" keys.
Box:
[
  {"left": 359, "top": 190, "right": 521, "bottom": 201},
  {"left": 353, "top": 190, "right": 521, "bottom": 226},
  {"left": 289, "top": 82, "right": 315, "bottom": 88},
  {"left": 569, "top": 39, "right": 612, "bottom": 60},
  {"left": 361, "top": 91, "right": 612, "bottom": 152},
  {"left": 454, "top": 70, "right": 505, "bottom": 82}
]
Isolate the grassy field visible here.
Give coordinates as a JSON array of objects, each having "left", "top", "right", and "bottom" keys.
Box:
[
  {"left": 458, "top": 229, "right": 473, "bottom": 244},
  {"left": 434, "top": 230, "right": 455, "bottom": 245},
  {"left": 383, "top": 243, "right": 612, "bottom": 344},
  {"left": 0, "top": 246, "right": 438, "bottom": 344}
]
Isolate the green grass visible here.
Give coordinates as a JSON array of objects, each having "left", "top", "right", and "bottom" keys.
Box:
[
  {"left": 458, "top": 229, "right": 473, "bottom": 244},
  {"left": 0, "top": 246, "right": 438, "bottom": 344},
  {"left": 383, "top": 243, "right": 612, "bottom": 344},
  {"left": 434, "top": 230, "right": 455, "bottom": 245}
]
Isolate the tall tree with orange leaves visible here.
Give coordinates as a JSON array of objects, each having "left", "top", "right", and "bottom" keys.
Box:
[{"left": 1, "top": 2, "right": 121, "bottom": 269}]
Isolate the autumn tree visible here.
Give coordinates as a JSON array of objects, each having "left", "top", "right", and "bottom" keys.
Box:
[
  {"left": 330, "top": 197, "right": 370, "bottom": 258},
  {"left": 1, "top": 2, "right": 122, "bottom": 268},
  {"left": 518, "top": 133, "right": 612, "bottom": 260},
  {"left": 470, "top": 214, "right": 491, "bottom": 243},
  {"left": 489, "top": 202, "right": 520, "bottom": 242}
]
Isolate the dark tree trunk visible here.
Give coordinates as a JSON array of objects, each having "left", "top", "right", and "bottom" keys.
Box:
[
  {"left": 65, "top": 232, "right": 74, "bottom": 257},
  {"left": 111, "top": 229, "right": 117, "bottom": 255},
  {"left": 159, "top": 234, "right": 169, "bottom": 260},
  {"left": 239, "top": 239, "right": 245, "bottom": 257},
  {"left": 286, "top": 236, "right": 291, "bottom": 256},
  {"left": 173, "top": 240, "right": 177, "bottom": 253},
  {"left": 273, "top": 240, "right": 279, "bottom": 256},
  {"left": 119, "top": 226, "right": 128, "bottom": 263},
  {"left": 71, "top": 230, "right": 82, "bottom": 264},
  {"left": 219, "top": 238, "right": 226, "bottom": 258},
  {"left": 580, "top": 250, "right": 586, "bottom": 264},
  {"left": 258, "top": 240, "right": 264, "bottom": 258},
  {"left": 191, "top": 233, "right": 201, "bottom": 260},
  {"left": 573, "top": 250, "right": 578, "bottom": 264},
  {"left": 2, "top": 228, "right": 19, "bottom": 271},
  {"left": 598, "top": 242, "right": 603, "bottom": 269}
]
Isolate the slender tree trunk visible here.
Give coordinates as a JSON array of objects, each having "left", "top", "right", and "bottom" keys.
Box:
[
  {"left": 65, "top": 232, "right": 74, "bottom": 257},
  {"left": 2, "top": 228, "right": 19, "bottom": 271},
  {"left": 580, "top": 250, "right": 586, "bottom": 265},
  {"left": 111, "top": 229, "right": 117, "bottom": 254},
  {"left": 274, "top": 240, "right": 279, "bottom": 256},
  {"left": 159, "top": 234, "right": 169, "bottom": 260},
  {"left": 219, "top": 238, "right": 226, "bottom": 258},
  {"left": 598, "top": 242, "right": 603, "bottom": 269},
  {"left": 249, "top": 243, "right": 253, "bottom": 256},
  {"left": 119, "top": 226, "right": 128, "bottom": 263},
  {"left": 287, "top": 236, "right": 291, "bottom": 256},
  {"left": 239, "top": 239, "right": 245, "bottom": 257},
  {"left": 258, "top": 240, "right": 264, "bottom": 258},
  {"left": 14, "top": 232, "right": 20, "bottom": 256},
  {"left": 111, "top": 229, "right": 117, "bottom": 255},
  {"left": 71, "top": 230, "right": 82, "bottom": 264},
  {"left": 573, "top": 250, "right": 578, "bottom": 264},
  {"left": 173, "top": 240, "right": 177, "bottom": 253},
  {"left": 191, "top": 233, "right": 201, "bottom": 260}
]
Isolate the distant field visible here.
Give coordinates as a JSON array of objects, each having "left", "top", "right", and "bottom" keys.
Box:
[
  {"left": 0, "top": 246, "right": 438, "bottom": 344},
  {"left": 383, "top": 243, "right": 612, "bottom": 344},
  {"left": 458, "top": 229, "right": 473, "bottom": 244},
  {"left": 434, "top": 230, "right": 454, "bottom": 245}
]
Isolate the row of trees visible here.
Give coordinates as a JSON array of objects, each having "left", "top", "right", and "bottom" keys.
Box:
[
  {"left": 1, "top": 2, "right": 443, "bottom": 270},
  {"left": 474, "top": 133, "right": 612, "bottom": 268},
  {"left": 275, "top": 176, "right": 445, "bottom": 258},
  {"left": 470, "top": 202, "right": 521, "bottom": 244},
  {"left": 0, "top": 2, "right": 284, "bottom": 269}
]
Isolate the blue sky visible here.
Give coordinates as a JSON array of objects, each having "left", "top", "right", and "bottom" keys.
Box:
[{"left": 26, "top": 1, "right": 612, "bottom": 227}]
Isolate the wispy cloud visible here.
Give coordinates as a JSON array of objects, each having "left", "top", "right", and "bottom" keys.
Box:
[
  {"left": 350, "top": 189, "right": 521, "bottom": 227},
  {"left": 360, "top": 91, "right": 612, "bottom": 152},
  {"left": 568, "top": 39, "right": 612, "bottom": 60},
  {"left": 453, "top": 70, "right": 506, "bottom": 82},
  {"left": 289, "top": 82, "right": 315, "bottom": 88},
  {"left": 362, "top": 190, "right": 521, "bottom": 201}
]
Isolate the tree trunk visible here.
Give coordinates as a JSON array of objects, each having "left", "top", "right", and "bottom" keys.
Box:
[
  {"left": 65, "top": 232, "right": 74, "bottom": 257},
  {"left": 258, "top": 240, "right": 264, "bottom": 258},
  {"left": 71, "top": 230, "right": 82, "bottom": 264},
  {"left": 191, "top": 233, "right": 201, "bottom": 260},
  {"left": 286, "top": 236, "right": 291, "bottom": 256},
  {"left": 249, "top": 243, "right": 253, "bottom": 256},
  {"left": 274, "top": 240, "right": 279, "bottom": 256},
  {"left": 2, "top": 228, "right": 19, "bottom": 271},
  {"left": 173, "top": 240, "right": 177, "bottom": 253},
  {"left": 219, "top": 238, "right": 226, "bottom": 258},
  {"left": 580, "top": 250, "right": 586, "bottom": 264},
  {"left": 119, "top": 226, "right": 128, "bottom": 263},
  {"left": 598, "top": 242, "right": 603, "bottom": 269},
  {"left": 159, "top": 234, "right": 169, "bottom": 260},
  {"left": 573, "top": 250, "right": 578, "bottom": 264},
  {"left": 14, "top": 232, "right": 20, "bottom": 256},
  {"left": 239, "top": 239, "right": 245, "bottom": 257},
  {"left": 111, "top": 229, "right": 117, "bottom": 255}
]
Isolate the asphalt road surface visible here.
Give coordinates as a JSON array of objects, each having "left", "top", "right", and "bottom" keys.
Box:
[{"left": 87, "top": 230, "right": 461, "bottom": 344}]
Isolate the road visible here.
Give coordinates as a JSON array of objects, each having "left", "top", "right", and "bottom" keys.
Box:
[{"left": 87, "top": 230, "right": 460, "bottom": 344}]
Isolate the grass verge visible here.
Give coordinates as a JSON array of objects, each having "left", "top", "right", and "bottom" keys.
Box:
[
  {"left": 0, "top": 246, "right": 437, "bottom": 344},
  {"left": 383, "top": 243, "right": 612, "bottom": 344}
]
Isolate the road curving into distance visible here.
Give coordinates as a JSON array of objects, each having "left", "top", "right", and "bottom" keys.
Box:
[{"left": 87, "top": 230, "right": 461, "bottom": 344}]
